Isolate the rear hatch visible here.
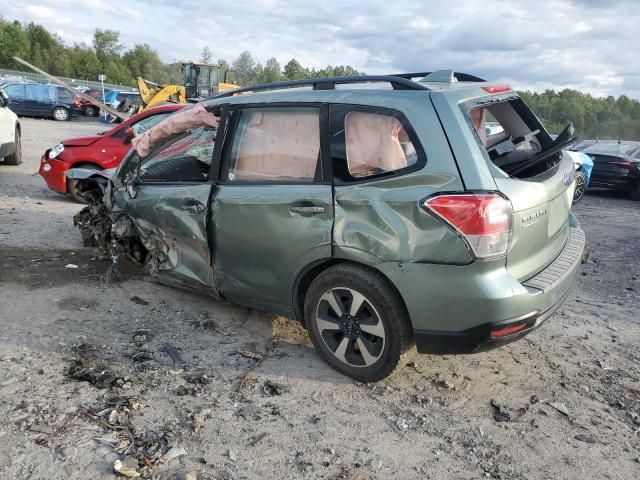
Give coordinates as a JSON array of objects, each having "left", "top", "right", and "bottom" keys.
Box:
[{"left": 461, "top": 94, "right": 576, "bottom": 281}]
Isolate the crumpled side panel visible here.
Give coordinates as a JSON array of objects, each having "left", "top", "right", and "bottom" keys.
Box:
[{"left": 334, "top": 173, "right": 473, "bottom": 265}]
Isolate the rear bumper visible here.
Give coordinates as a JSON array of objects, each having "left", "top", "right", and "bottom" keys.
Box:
[
  {"left": 378, "top": 219, "right": 585, "bottom": 355},
  {"left": 414, "top": 282, "right": 573, "bottom": 354},
  {"left": 39, "top": 152, "right": 69, "bottom": 193}
]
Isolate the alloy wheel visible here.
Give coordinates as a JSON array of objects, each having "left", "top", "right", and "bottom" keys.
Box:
[
  {"left": 54, "top": 108, "right": 69, "bottom": 121},
  {"left": 314, "top": 287, "right": 385, "bottom": 368},
  {"left": 573, "top": 173, "right": 586, "bottom": 203}
]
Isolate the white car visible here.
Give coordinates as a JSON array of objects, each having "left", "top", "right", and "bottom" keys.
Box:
[{"left": 0, "top": 88, "right": 21, "bottom": 165}]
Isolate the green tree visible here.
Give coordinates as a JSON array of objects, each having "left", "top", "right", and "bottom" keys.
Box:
[
  {"left": 232, "top": 51, "right": 256, "bottom": 85},
  {"left": 200, "top": 46, "right": 213, "bottom": 64},
  {"left": 124, "top": 44, "right": 168, "bottom": 83},
  {"left": 93, "top": 29, "right": 123, "bottom": 62},
  {"left": 0, "top": 20, "right": 29, "bottom": 67},
  {"left": 283, "top": 58, "right": 308, "bottom": 80}
]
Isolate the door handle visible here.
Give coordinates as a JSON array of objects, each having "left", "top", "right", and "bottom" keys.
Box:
[{"left": 289, "top": 206, "right": 325, "bottom": 214}]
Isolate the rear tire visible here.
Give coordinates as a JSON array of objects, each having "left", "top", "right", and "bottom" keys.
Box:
[
  {"left": 304, "top": 263, "right": 413, "bottom": 382},
  {"left": 53, "top": 107, "right": 70, "bottom": 121},
  {"left": 572, "top": 171, "right": 586, "bottom": 204},
  {"left": 629, "top": 182, "right": 640, "bottom": 201},
  {"left": 84, "top": 106, "right": 97, "bottom": 117},
  {"left": 4, "top": 128, "right": 22, "bottom": 165}
]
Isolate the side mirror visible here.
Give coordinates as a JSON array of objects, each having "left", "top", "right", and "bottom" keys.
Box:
[{"left": 123, "top": 127, "right": 135, "bottom": 145}]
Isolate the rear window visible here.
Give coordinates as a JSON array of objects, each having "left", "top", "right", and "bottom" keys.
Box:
[
  {"left": 583, "top": 143, "right": 639, "bottom": 156},
  {"left": 464, "top": 96, "right": 556, "bottom": 178}
]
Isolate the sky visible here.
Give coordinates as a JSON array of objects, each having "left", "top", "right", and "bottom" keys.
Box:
[{"left": 2, "top": 0, "right": 640, "bottom": 98}]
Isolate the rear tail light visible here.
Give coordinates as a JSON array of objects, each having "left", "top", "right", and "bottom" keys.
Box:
[
  {"left": 74, "top": 98, "right": 81, "bottom": 107},
  {"left": 422, "top": 193, "right": 512, "bottom": 259}
]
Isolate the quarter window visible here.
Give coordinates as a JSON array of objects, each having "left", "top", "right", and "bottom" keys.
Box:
[
  {"left": 226, "top": 107, "right": 321, "bottom": 182},
  {"left": 330, "top": 106, "right": 423, "bottom": 182}
]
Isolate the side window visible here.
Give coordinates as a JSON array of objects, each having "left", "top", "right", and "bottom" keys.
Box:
[
  {"left": 3, "top": 84, "right": 25, "bottom": 100},
  {"left": 139, "top": 127, "right": 216, "bottom": 183},
  {"left": 225, "top": 107, "right": 321, "bottom": 182},
  {"left": 57, "top": 88, "right": 75, "bottom": 103},
  {"left": 26, "top": 84, "right": 56, "bottom": 103},
  {"left": 330, "top": 106, "right": 423, "bottom": 182},
  {"left": 131, "top": 112, "right": 171, "bottom": 137}
]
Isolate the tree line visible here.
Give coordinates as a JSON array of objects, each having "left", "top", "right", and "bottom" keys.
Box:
[{"left": 1, "top": 18, "right": 639, "bottom": 140}]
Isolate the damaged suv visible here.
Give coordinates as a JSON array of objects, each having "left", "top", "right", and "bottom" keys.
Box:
[{"left": 69, "top": 71, "right": 585, "bottom": 381}]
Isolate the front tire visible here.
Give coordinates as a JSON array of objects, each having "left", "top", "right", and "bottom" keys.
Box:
[
  {"left": 53, "top": 107, "right": 70, "bottom": 121},
  {"left": 68, "top": 163, "right": 102, "bottom": 204},
  {"left": 304, "top": 263, "right": 413, "bottom": 382},
  {"left": 4, "top": 128, "right": 22, "bottom": 165}
]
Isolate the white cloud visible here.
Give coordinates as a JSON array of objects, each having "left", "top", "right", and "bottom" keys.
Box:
[{"left": 4, "top": 0, "right": 640, "bottom": 98}]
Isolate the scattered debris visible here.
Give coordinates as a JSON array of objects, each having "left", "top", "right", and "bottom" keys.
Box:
[
  {"left": 113, "top": 456, "right": 140, "bottom": 478},
  {"left": 248, "top": 432, "right": 268, "bottom": 446},
  {"left": 163, "top": 343, "right": 186, "bottom": 365},
  {"left": 263, "top": 380, "right": 289, "bottom": 396},
  {"left": 130, "top": 296, "right": 149, "bottom": 306},
  {"left": 236, "top": 349, "right": 263, "bottom": 361},
  {"left": 161, "top": 446, "right": 187, "bottom": 464},
  {"left": 549, "top": 402, "right": 570, "bottom": 416},
  {"left": 433, "top": 378, "right": 456, "bottom": 390},
  {"left": 192, "top": 408, "right": 212, "bottom": 433},
  {"left": 490, "top": 399, "right": 528, "bottom": 422},
  {"left": 598, "top": 359, "right": 613, "bottom": 371},
  {"left": 64, "top": 263, "right": 79, "bottom": 269},
  {"left": 575, "top": 434, "right": 596, "bottom": 444},
  {"left": 29, "top": 424, "right": 53, "bottom": 435},
  {"left": 227, "top": 449, "right": 238, "bottom": 462}
]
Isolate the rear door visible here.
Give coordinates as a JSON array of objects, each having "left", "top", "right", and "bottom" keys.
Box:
[{"left": 212, "top": 105, "right": 333, "bottom": 316}]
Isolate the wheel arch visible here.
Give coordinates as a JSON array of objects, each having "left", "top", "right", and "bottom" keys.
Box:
[{"left": 292, "top": 258, "right": 411, "bottom": 327}]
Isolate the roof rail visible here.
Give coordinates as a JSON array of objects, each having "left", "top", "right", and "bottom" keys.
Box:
[
  {"left": 392, "top": 71, "right": 486, "bottom": 82},
  {"left": 212, "top": 75, "right": 429, "bottom": 98}
]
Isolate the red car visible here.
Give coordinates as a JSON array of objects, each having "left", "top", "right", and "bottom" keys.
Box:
[{"left": 40, "top": 104, "right": 183, "bottom": 202}]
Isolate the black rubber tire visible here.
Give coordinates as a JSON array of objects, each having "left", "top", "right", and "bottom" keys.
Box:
[
  {"left": 629, "top": 182, "right": 640, "bottom": 201},
  {"left": 68, "top": 163, "right": 102, "bottom": 204},
  {"left": 53, "top": 107, "right": 70, "bottom": 121},
  {"left": 304, "top": 263, "right": 413, "bottom": 382},
  {"left": 84, "top": 106, "right": 97, "bottom": 117},
  {"left": 116, "top": 98, "right": 132, "bottom": 113},
  {"left": 4, "top": 128, "right": 21, "bottom": 165},
  {"left": 572, "top": 171, "right": 586, "bottom": 204}
]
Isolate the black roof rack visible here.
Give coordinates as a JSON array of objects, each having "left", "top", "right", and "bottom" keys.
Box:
[
  {"left": 212, "top": 75, "right": 429, "bottom": 98},
  {"left": 392, "top": 71, "right": 486, "bottom": 82}
]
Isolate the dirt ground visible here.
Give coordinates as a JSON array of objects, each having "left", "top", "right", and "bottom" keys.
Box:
[{"left": 1, "top": 118, "right": 639, "bottom": 480}]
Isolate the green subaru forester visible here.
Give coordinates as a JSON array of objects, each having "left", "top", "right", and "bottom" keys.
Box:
[{"left": 69, "top": 70, "right": 585, "bottom": 382}]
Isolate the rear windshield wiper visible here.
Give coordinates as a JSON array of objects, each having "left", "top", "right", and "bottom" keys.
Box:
[{"left": 505, "top": 123, "right": 575, "bottom": 176}]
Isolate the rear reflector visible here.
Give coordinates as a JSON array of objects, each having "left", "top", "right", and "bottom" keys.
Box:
[
  {"left": 423, "top": 193, "right": 512, "bottom": 259},
  {"left": 482, "top": 85, "right": 512, "bottom": 94},
  {"left": 490, "top": 322, "right": 527, "bottom": 338}
]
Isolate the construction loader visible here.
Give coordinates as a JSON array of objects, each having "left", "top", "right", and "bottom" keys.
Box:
[{"left": 136, "top": 62, "right": 237, "bottom": 112}]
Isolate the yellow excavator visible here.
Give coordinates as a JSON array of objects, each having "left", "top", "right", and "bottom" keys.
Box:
[{"left": 136, "top": 62, "right": 238, "bottom": 112}]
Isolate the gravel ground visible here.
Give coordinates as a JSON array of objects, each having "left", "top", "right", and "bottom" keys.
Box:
[{"left": 0, "top": 118, "right": 639, "bottom": 480}]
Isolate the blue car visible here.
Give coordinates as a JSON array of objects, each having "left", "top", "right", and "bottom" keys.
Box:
[{"left": 1, "top": 83, "right": 82, "bottom": 121}]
